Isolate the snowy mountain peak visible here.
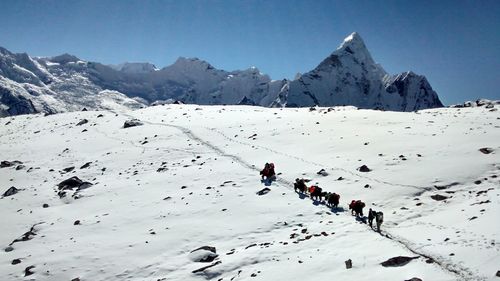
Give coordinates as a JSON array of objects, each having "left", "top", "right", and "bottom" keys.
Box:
[
  {"left": 340, "top": 32, "right": 364, "bottom": 48},
  {"left": 336, "top": 32, "right": 376, "bottom": 66},
  {"left": 0, "top": 33, "right": 444, "bottom": 116}
]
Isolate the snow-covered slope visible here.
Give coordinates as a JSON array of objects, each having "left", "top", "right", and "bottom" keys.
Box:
[
  {"left": 283, "top": 32, "right": 443, "bottom": 111},
  {"left": 0, "top": 48, "right": 146, "bottom": 117},
  {"left": 1, "top": 32, "right": 443, "bottom": 116},
  {"left": 1, "top": 104, "right": 499, "bottom": 281}
]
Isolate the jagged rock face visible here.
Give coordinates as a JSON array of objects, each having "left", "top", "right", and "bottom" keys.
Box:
[
  {"left": 283, "top": 32, "right": 443, "bottom": 111},
  {"left": 0, "top": 32, "right": 443, "bottom": 116}
]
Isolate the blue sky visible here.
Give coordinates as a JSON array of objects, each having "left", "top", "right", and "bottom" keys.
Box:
[{"left": 0, "top": 0, "right": 498, "bottom": 104}]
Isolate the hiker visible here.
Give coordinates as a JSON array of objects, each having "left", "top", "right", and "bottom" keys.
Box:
[
  {"left": 368, "top": 208, "right": 376, "bottom": 228},
  {"left": 294, "top": 178, "right": 307, "bottom": 193},
  {"left": 375, "top": 211, "right": 384, "bottom": 232},
  {"left": 260, "top": 163, "right": 276, "bottom": 180},
  {"left": 326, "top": 192, "right": 340, "bottom": 208},
  {"left": 349, "top": 200, "right": 365, "bottom": 217}
]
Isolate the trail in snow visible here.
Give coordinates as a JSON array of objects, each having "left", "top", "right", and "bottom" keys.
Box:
[
  {"left": 118, "top": 111, "right": 480, "bottom": 281},
  {"left": 204, "top": 127, "right": 433, "bottom": 192}
]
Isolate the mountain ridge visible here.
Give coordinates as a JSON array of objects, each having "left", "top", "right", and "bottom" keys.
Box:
[{"left": 0, "top": 32, "right": 443, "bottom": 116}]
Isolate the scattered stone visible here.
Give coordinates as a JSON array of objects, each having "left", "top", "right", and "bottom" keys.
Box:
[
  {"left": 24, "top": 265, "right": 35, "bottom": 276},
  {"left": 430, "top": 194, "right": 448, "bottom": 201},
  {"left": 256, "top": 187, "right": 271, "bottom": 196},
  {"left": 15, "top": 165, "right": 25, "bottom": 170},
  {"left": 381, "top": 256, "right": 419, "bottom": 267},
  {"left": 345, "top": 259, "right": 352, "bottom": 269},
  {"left": 76, "top": 119, "right": 88, "bottom": 126},
  {"left": 97, "top": 114, "right": 104, "bottom": 118},
  {"left": 192, "top": 261, "right": 221, "bottom": 274},
  {"left": 469, "top": 216, "right": 478, "bottom": 221},
  {"left": 317, "top": 169, "right": 329, "bottom": 176},
  {"left": 3, "top": 186, "right": 20, "bottom": 197},
  {"left": 337, "top": 176, "right": 344, "bottom": 180},
  {"left": 479, "top": 148, "right": 494, "bottom": 154},
  {"left": 80, "top": 162, "right": 92, "bottom": 169},
  {"left": 123, "top": 119, "right": 143, "bottom": 128},
  {"left": 474, "top": 180, "right": 482, "bottom": 185},
  {"left": 74, "top": 220, "right": 81, "bottom": 225},
  {"left": 5, "top": 246, "right": 14, "bottom": 252},
  {"left": 364, "top": 184, "right": 370, "bottom": 188},
  {"left": 405, "top": 278, "right": 423, "bottom": 281},
  {"left": 496, "top": 270, "right": 500, "bottom": 277},
  {"left": 357, "top": 165, "right": 371, "bottom": 172},
  {"left": 11, "top": 258, "right": 22, "bottom": 265},
  {"left": 62, "top": 166, "right": 75, "bottom": 173},
  {"left": 42, "top": 204, "right": 49, "bottom": 208},
  {"left": 1, "top": 160, "right": 23, "bottom": 168}
]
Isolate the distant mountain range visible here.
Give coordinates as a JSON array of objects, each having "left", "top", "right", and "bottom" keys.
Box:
[{"left": 0, "top": 32, "right": 443, "bottom": 116}]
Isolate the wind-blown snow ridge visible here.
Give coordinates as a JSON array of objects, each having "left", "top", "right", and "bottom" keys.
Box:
[{"left": 1, "top": 32, "right": 443, "bottom": 116}]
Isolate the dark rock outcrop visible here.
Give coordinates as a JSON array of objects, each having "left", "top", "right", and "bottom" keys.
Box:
[
  {"left": 1, "top": 160, "right": 23, "bottom": 168},
  {"left": 357, "top": 165, "right": 371, "bottom": 172},
  {"left": 431, "top": 194, "right": 448, "bottom": 201},
  {"left": 123, "top": 119, "right": 143, "bottom": 128},
  {"left": 2, "top": 186, "right": 20, "bottom": 197},
  {"left": 381, "top": 256, "right": 419, "bottom": 267}
]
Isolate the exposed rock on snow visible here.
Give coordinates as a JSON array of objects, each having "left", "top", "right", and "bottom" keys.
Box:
[
  {"left": 317, "top": 168, "right": 329, "bottom": 176},
  {"left": 2, "top": 186, "right": 20, "bottom": 197},
  {"left": 357, "top": 165, "right": 371, "bottom": 172},
  {"left": 76, "top": 119, "right": 88, "bottom": 126},
  {"left": 189, "top": 246, "right": 218, "bottom": 262},
  {"left": 0, "top": 160, "right": 22, "bottom": 168},
  {"left": 123, "top": 119, "right": 143, "bottom": 128},
  {"left": 479, "top": 147, "right": 494, "bottom": 154},
  {"left": 24, "top": 265, "right": 35, "bottom": 276},
  {"left": 430, "top": 194, "right": 449, "bottom": 201},
  {"left": 381, "top": 256, "right": 419, "bottom": 267},
  {"left": 57, "top": 176, "right": 93, "bottom": 198}
]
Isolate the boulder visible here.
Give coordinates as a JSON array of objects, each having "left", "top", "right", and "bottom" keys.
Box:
[
  {"left": 76, "top": 119, "right": 88, "bottom": 126},
  {"left": 24, "top": 265, "right": 35, "bottom": 276},
  {"left": 479, "top": 148, "right": 494, "bottom": 154},
  {"left": 123, "top": 119, "right": 143, "bottom": 128},
  {"left": 1, "top": 160, "right": 23, "bottom": 168},
  {"left": 405, "top": 278, "right": 423, "bottom": 281},
  {"left": 431, "top": 194, "right": 448, "bottom": 201},
  {"left": 3, "top": 186, "right": 20, "bottom": 197},
  {"left": 57, "top": 176, "right": 92, "bottom": 191},
  {"left": 357, "top": 165, "right": 371, "bottom": 172},
  {"left": 317, "top": 169, "right": 329, "bottom": 176},
  {"left": 381, "top": 256, "right": 419, "bottom": 267}
]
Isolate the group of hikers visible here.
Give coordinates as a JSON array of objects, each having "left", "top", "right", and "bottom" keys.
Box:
[{"left": 260, "top": 163, "right": 384, "bottom": 232}]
